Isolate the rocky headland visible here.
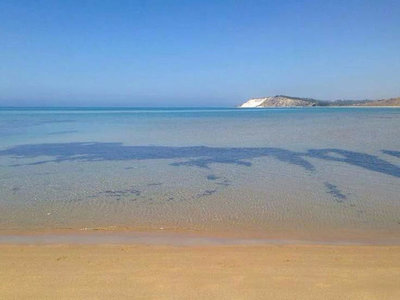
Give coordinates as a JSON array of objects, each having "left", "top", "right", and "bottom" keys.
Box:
[{"left": 239, "top": 95, "right": 400, "bottom": 108}]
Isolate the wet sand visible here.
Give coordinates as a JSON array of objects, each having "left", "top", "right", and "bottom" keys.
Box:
[{"left": 1, "top": 244, "right": 399, "bottom": 299}]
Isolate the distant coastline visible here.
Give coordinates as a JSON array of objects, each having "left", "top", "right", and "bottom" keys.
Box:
[{"left": 239, "top": 95, "right": 400, "bottom": 108}]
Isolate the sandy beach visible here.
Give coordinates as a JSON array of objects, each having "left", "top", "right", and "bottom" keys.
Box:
[
  {"left": 1, "top": 243, "right": 399, "bottom": 299},
  {"left": 2, "top": 0, "right": 400, "bottom": 298}
]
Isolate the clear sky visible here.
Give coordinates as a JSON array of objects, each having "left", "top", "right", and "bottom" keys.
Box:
[{"left": 1, "top": 0, "right": 399, "bottom": 106}]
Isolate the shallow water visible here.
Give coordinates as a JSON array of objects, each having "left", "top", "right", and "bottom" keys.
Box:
[{"left": 0, "top": 107, "right": 399, "bottom": 242}]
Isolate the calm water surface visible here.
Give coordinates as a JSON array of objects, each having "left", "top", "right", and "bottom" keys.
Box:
[{"left": 0, "top": 107, "right": 399, "bottom": 242}]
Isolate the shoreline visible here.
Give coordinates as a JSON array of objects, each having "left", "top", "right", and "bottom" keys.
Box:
[{"left": 1, "top": 229, "right": 399, "bottom": 246}]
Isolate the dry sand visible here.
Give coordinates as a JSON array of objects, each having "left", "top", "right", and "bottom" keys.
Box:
[{"left": 1, "top": 244, "right": 399, "bottom": 299}]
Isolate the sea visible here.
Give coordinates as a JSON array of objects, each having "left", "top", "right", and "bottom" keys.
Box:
[{"left": 0, "top": 107, "right": 399, "bottom": 243}]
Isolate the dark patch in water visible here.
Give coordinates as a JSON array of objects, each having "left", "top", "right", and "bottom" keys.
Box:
[
  {"left": 307, "top": 149, "right": 400, "bottom": 178},
  {"left": 206, "top": 175, "right": 219, "bottom": 180},
  {"left": 382, "top": 150, "right": 400, "bottom": 158},
  {"left": 0, "top": 143, "right": 315, "bottom": 171},
  {"left": 11, "top": 187, "right": 21, "bottom": 194},
  {"left": 207, "top": 175, "right": 231, "bottom": 187},
  {"left": 197, "top": 189, "right": 217, "bottom": 198},
  {"left": 215, "top": 178, "right": 231, "bottom": 186},
  {"left": 324, "top": 182, "right": 347, "bottom": 202},
  {"left": 1, "top": 142, "right": 399, "bottom": 178}
]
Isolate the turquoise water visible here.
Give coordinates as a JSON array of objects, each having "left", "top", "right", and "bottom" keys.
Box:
[{"left": 0, "top": 107, "right": 399, "bottom": 242}]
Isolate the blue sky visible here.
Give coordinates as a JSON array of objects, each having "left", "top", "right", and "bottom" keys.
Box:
[{"left": 1, "top": 0, "right": 399, "bottom": 106}]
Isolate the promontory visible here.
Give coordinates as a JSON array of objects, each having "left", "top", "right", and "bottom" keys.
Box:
[{"left": 239, "top": 95, "right": 400, "bottom": 108}]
